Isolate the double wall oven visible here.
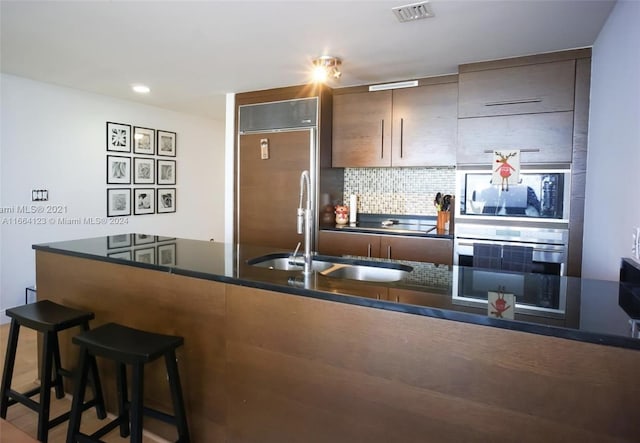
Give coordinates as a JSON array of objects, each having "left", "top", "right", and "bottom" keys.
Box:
[{"left": 453, "top": 167, "right": 572, "bottom": 316}]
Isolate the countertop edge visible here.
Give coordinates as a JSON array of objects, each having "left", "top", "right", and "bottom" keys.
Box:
[{"left": 33, "top": 244, "right": 640, "bottom": 352}]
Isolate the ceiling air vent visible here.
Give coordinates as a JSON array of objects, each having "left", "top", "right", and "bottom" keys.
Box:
[{"left": 392, "top": 1, "right": 434, "bottom": 23}]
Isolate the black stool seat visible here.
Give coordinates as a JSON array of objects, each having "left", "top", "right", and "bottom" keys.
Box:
[
  {"left": 0, "top": 300, "right": 106, "bottom": 443},
  {"left": 72, "top": 322, "right": 184, "bottom": 364},
  {"left": 6, "top": 300, "right": 95, "bottom": 332},
  {"left": 67, "top": 322, "right": 190, "bottom": 443}
]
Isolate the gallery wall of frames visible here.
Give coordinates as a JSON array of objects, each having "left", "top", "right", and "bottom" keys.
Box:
[{"left": 105, "top": 121, "right": 177, "bottom": 217}]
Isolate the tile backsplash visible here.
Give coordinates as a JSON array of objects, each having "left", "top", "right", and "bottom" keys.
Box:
[{"left": 343, "top": 167, "right": 456, "bottom": 216}]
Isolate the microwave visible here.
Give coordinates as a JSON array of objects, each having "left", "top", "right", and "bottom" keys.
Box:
[{"left": 456, "top": 168, "right": 571, "bottom": 223}]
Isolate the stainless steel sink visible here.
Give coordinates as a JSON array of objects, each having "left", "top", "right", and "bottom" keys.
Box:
[
  {"left": 249, "top": 256, "right": 334, "bottom": 272},
  {"left": 320, "top": 264, "right": 411, "bottom": 282},
  {"left": 247, "top": 253, "right": 413, "bottom": 283}
]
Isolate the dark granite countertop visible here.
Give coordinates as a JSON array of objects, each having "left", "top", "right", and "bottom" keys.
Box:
[
  {"left": 320, "top": 213, "right": 453, "bottom": 238},
  {"left": 33, "top": 234, "right": 640, "bottom": 351}
]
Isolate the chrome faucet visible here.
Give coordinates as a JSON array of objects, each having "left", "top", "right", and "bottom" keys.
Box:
[{"left": 295, "top": 170, "right": 313, "bottom": 274}]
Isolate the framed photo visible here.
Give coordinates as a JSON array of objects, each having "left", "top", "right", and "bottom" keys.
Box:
[
  {"left": 133, "top": 188, "right": 155, "bottom": 215},
  {"left": 157, "top": 188, "right": 176, "bottom": 213},
  {"left": 107, "top": 155, "right": 131, "bottom": 184},
  {"left": 133, "top": 157, "right": 155, "bottom": 184},
  {"left": 106, "top": 122, "right": 131, "bottom": 152},
  {"left": 157, "top": 160, "right": 176, "bottom": 185},
  {"left": 133, "top": 126, "right": 155, "bottom": 155},
  {"left": 157, "top": 243, "right": 176, "bottom": 266},
  {"left": 106, "top": 188, "right": 131, "bottom": 217},
  {"left": 107, "top": 250, "right": 132, "bottom": 260},
  {"left": 134, "top": 247, "right": 156, "bottom": 264},
  {"left": 157, "top": 130, "right": 176, "bottom": 157},
  {"left": 134, "top": 233, "right": 155, "bottom": 245},
  {"left": 107, "top": 234, "right": 131, "bottom": 249}
]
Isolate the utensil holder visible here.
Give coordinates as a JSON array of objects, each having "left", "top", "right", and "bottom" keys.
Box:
[{"left": 436, "top": 211, "right": 450, "bottom": 232}]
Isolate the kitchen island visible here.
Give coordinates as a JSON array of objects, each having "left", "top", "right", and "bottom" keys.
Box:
[{"left": 33, "top": 235, "right": 639, "bottom": 442}]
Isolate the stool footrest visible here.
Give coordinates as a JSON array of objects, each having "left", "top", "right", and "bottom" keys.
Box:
[
  {"left": 143, "top": 405, "right": 178, "bottom": 425},
  {"left": 6, "top": 389, "right": 40, "bottom": 412},
  {"left": 76, "top": 433, "right": 108, "bottom": 443}
]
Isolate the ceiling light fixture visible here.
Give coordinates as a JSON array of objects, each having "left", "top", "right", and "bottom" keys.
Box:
[
  {"left": 311, "top": 56, "right": 342, "bottom": 83},
  {"left": 132, "top": 84, "right": 150, "bottom": 94}
]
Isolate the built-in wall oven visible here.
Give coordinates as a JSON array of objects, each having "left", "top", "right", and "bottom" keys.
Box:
[{"left": 453, "top": 168, "right": 572, "bottom": 317}]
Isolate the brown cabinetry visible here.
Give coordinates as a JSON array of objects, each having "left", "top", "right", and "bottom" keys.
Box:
[
  {"left": 318, "top": 230, "right": 453, "bottom": 265},
  {"left": 457, "top": 57, "right": 579, "bottom": 166},
  {"left": 458, "top": 60, "right": 576, "bottom": 118},
  {"left": 332, "top": 80, "right": 457, "bottom": 167}
]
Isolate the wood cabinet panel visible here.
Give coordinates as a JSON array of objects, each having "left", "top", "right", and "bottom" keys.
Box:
[
  {"left": 458, "top": 60, "right": 576, "bottom": 118},
  {"left": 319, "top": 231, "right": 453, "bottom": 264},
  {"left": 318, "top": 230, "right": 380, "bottom": 258},
  {"left": 332, "top": 90, "right": 392, "bottom": 167},
  {"left": 457, "top": 111, "right": 574, "bottom": 165},
  {"left": 332, "top": 81, "right": 457, "bottom": 167},
  {"left": 380, "top": 235, "right": 453, "bottom": 265},
  {"left": 391, "top": 83, "right": 458, "bottom": 167}
]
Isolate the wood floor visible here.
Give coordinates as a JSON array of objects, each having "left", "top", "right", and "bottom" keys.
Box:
[{"left": 0, "top": 323, "right": 167, "bottom": 442}]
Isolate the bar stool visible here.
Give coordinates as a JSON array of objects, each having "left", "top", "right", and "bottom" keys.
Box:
[
  {"left": 67, "top": 322, "right": 190, "bottom": 443},
  {"left": 0, "top": 300, "right": 106, "bottom": 443}
]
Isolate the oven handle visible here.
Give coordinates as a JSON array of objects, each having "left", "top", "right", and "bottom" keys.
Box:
[{"left": 455, "top": 239, "right": 566, "bottom": 254}]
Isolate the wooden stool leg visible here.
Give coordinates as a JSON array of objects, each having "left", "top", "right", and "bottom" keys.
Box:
[
  {"left": 37, "top": 331, "right": 55, "bottom": 443},
  {"left": 0, "top": 320, "right": 20, "bottom": 419},
  {"left": 165, "top": 351, "right": 190, "bottom": 443},
  {"left": 116, "top": 362, "right": 130, "bottom": 437},
  {"left": 66, "top": 346, "right": 90, "bottom": 443},
  {"left": 50, "top": 333, "right": 65, "bottom": 399},
  {"left": 130, "top": 363, "right": 144, "bottom": 443}
]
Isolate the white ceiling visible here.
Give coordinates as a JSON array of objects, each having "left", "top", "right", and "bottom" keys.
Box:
[{"left": 1, "top": 0, "right": 615, "bottom": 121}]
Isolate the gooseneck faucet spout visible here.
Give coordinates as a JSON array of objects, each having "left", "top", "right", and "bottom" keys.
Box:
[{"left": 296, "top": 170, "right": 313, "bottom": 274}]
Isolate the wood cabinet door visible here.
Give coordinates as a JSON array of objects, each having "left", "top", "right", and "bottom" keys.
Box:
[
  {"left": 380, "top": 236, "right": 453, "bottom": 265},
  {"left": 318, "top": 231, "right": 381, "bottom": 258},
  {"left": 332, "top": 91, "right": 392, "bottom": 167},
  {"left": 457, "top": 111, "right": 574, "bottom": 165},
  {"left": 458, "top": 60, "right": 576, "bottom": 118},
  {"left": 391, "top": 83, "right": 458, "bottom": 167}
]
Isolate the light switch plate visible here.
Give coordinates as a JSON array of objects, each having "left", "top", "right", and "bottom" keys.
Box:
[{"left": 260, "top": 138, "right": 269, "bottom": 160}]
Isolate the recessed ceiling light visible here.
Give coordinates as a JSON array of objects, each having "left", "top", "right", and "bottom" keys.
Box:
[{"left": 132, "top": 84, "right": 150, "bottom": 94}]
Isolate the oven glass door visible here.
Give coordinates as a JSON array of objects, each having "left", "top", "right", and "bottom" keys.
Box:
[
  {"left": 452, "top": 266, "right": 566, "bottom": 317},
  {"left": 458, "top": 170, "right": 569, "bottom": 222}
]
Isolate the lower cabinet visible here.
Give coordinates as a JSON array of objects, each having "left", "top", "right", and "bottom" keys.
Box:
[{"left": 318, "top": 230, "right": 453, "bottom": 265}]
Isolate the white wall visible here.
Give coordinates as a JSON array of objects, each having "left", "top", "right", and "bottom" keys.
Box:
[
  {"left": 583, "top": 0, "right": 640, "bottom": 281},
  {"left": 0, "top": 74, "right": 225, "bottom": 319}
]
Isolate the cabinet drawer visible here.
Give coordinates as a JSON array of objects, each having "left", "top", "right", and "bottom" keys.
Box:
[
  {"left": 457, "top": 111, "right": 574, "bottom": 165},
  {"left": 459, "top": 60, "right": 576, "bottom": 118},
  {"left": 318, "top": 230, "right": 380, "bottom": 258}
]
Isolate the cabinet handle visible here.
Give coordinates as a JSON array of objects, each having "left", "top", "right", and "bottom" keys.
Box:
[
  {"left": 484, "top": 97, "right": 542, "bottom": 107},
  {"left": 399, "top": 118, "right": 404, "bottom": 158},
  {"left": 380, "top": 120, "right": 384, "bottom": 159},
  {"left": 387, "top": 245, "right": 391, "bottom": 259},
  {"left": 367, "top": 243, "right": 372, "bottom": 258}
]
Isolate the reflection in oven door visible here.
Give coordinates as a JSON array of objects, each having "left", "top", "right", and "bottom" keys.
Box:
[{"left": 452, "top": 267, "right": 567, "bottom": 318}]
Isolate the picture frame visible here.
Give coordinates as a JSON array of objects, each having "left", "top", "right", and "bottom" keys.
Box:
[
  {"left": 133, "top": 157, "right": 155, "bottom": 184},
  {"left": 157, "top": 130, "right": 177, "bottom": 157},
  {"left": 106, "top": 122, "right": 131, "bottom": 153},
  {"left": 157, "top": 243, "right": 176, "bottom": 266},
  {"left": 106, "top": 188, "right": 131, "bottom": 217},
  {"left": 107, "top": 155, "right": 131, "bottom": 184},
  {"left": 157, "top": 188, "right": 176, "bottom": 213},
  {"left": 157, "top": 159, "right": 176, "bottom": 185},
  {"left": 134, "top": 233, "right": 156, "bottom": 245},
  {"left": 133, "top": 188, "right": 155, "bottom": 215},
  {"left": 107, "top": 234, "right": 131, "bottom": 249},
  {"left": 107, "top": 250, "right": 132, "bottom": 260},
  {"left": 134, "top": 247, "right": 156, "bottom": 264},
  {"left": 133, "top": 126, "right": 155, "bottom": 155}
]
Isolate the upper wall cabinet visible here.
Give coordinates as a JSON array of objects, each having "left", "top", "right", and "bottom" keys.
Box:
[
  {"left": 458, "top": 60, "right": 576, "bottom": 118},
  {"left": 332, "top": 80, "right": 458, "bottom": 168}
]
